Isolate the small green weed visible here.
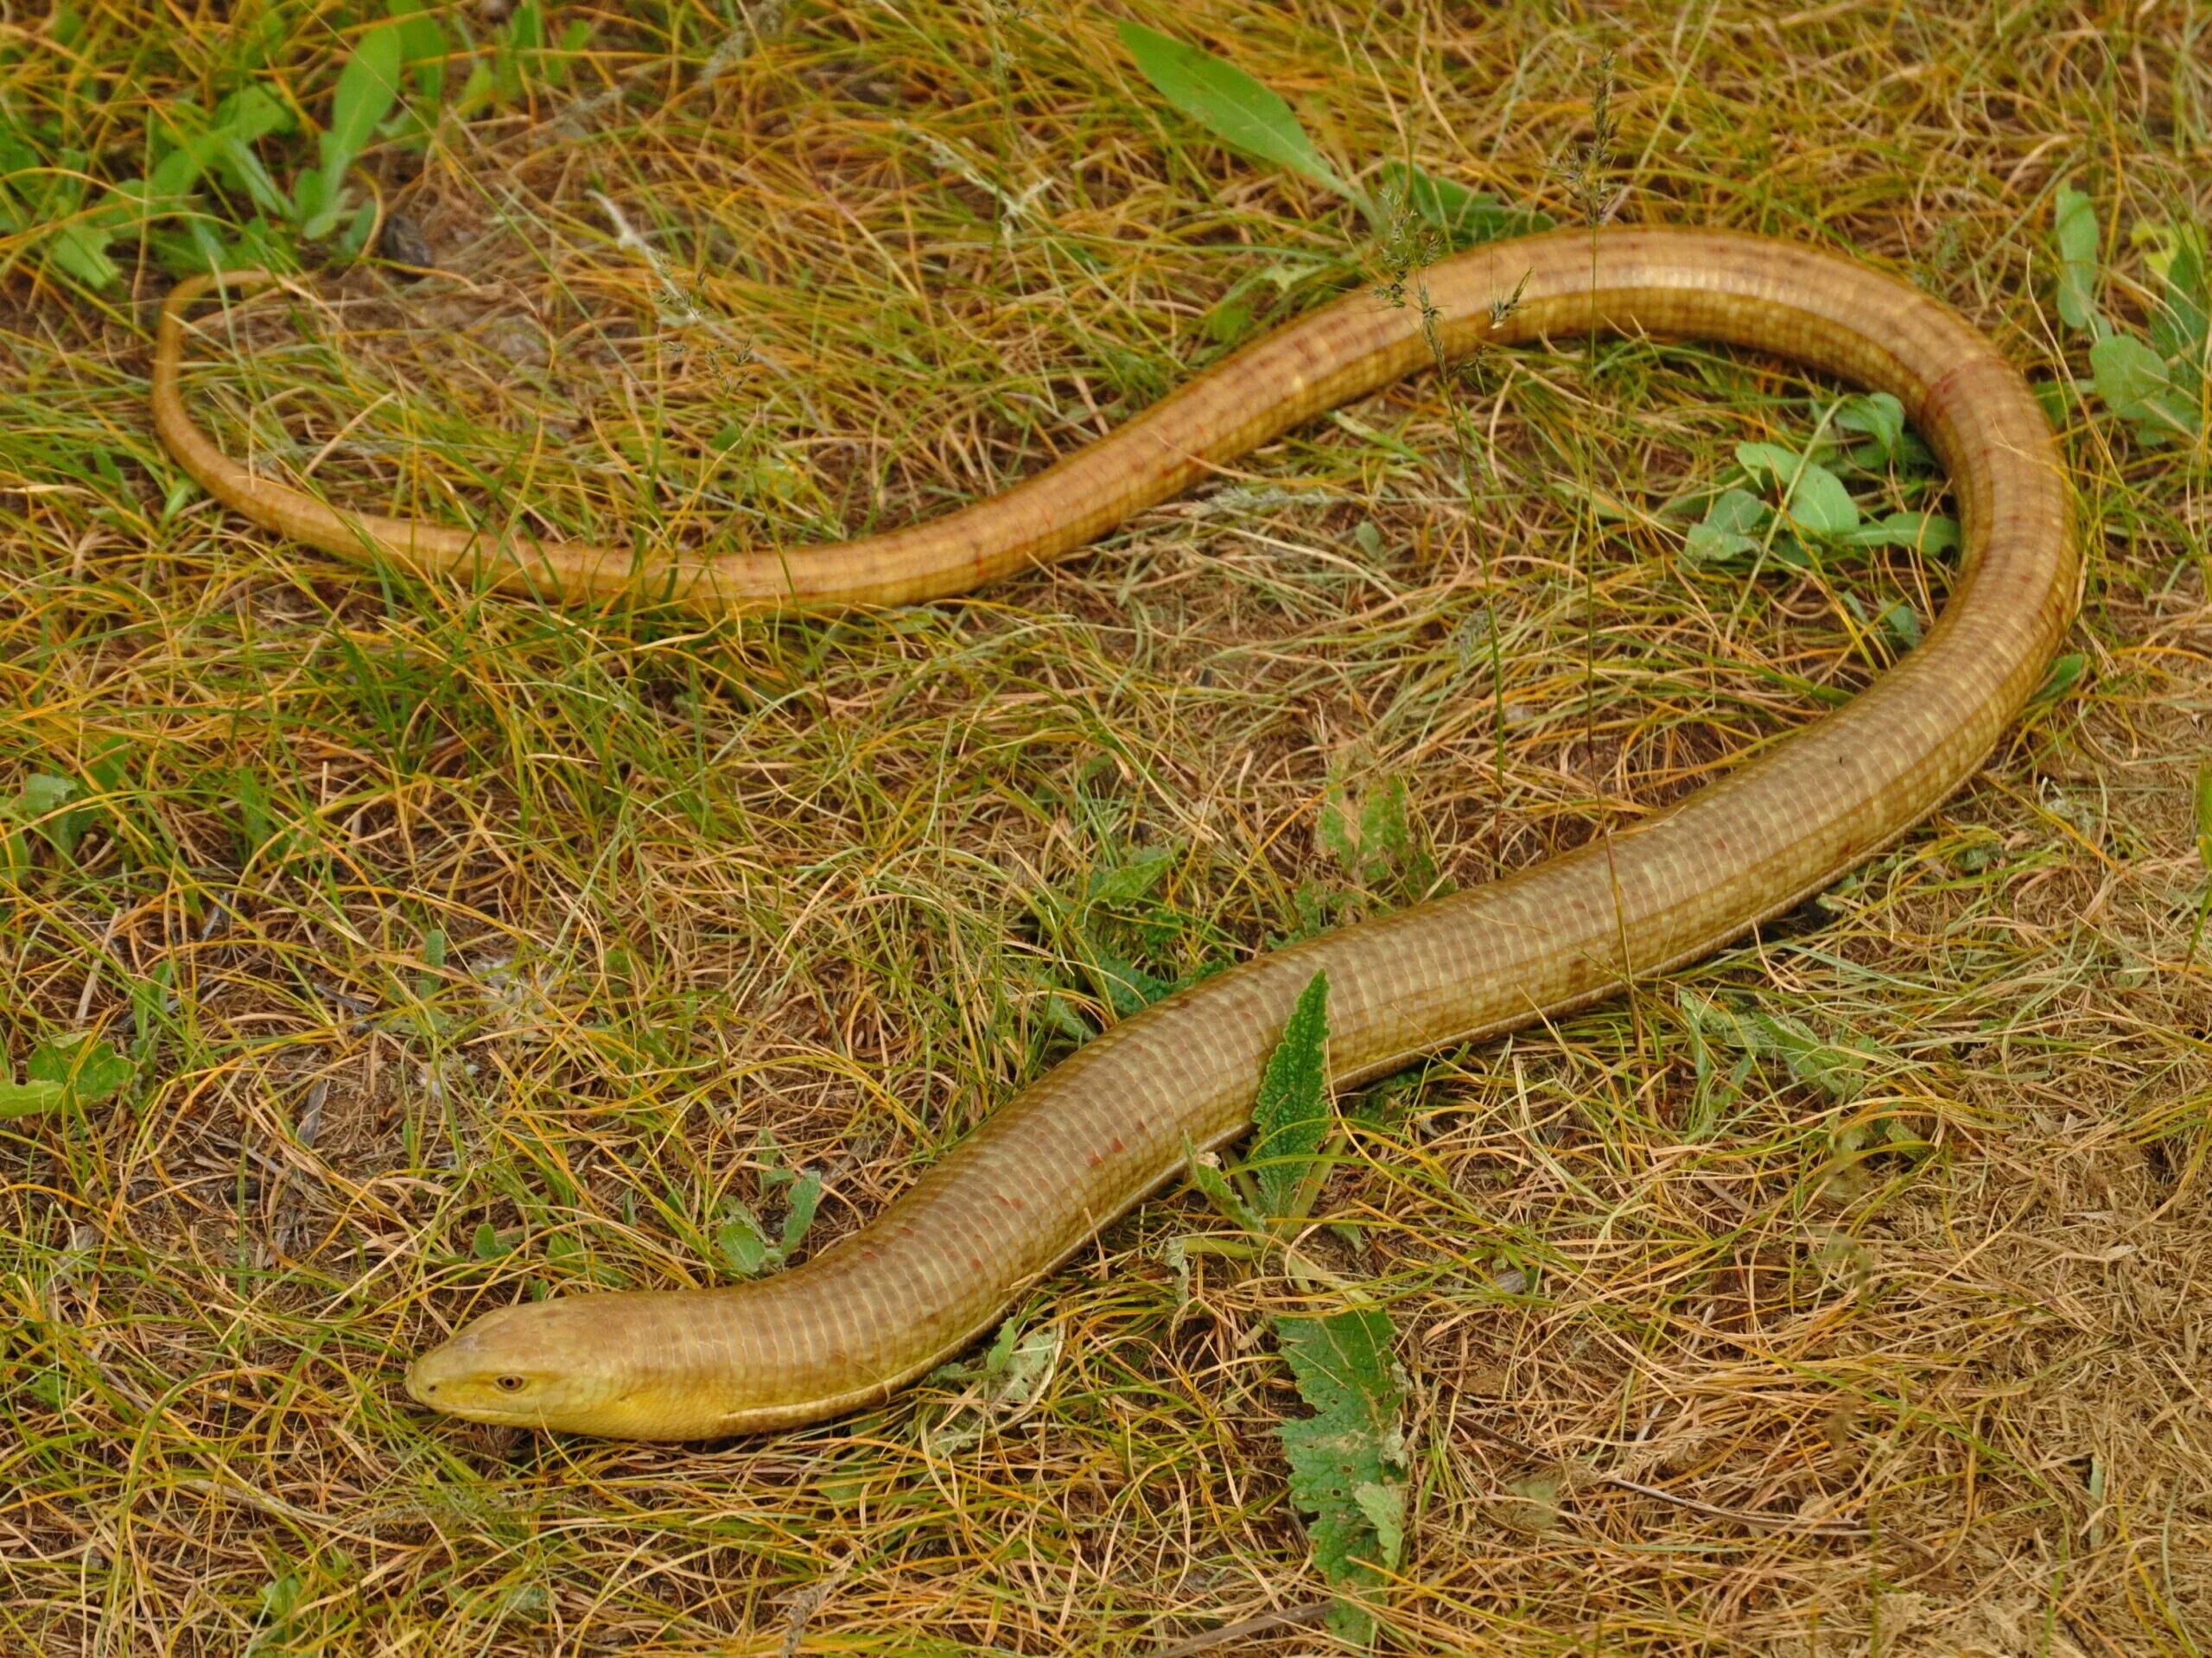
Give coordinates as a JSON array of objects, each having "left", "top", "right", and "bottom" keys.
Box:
[
  {"left": 1317, "top": 771, "right": 1435, "bottom": 902},
  {"left": 1117, "top": 21, "right": 1548, "bottom": 247},
  {"left": 1027, "top": 838, "right": 1235, "bottom": 1038},
  {"left": 2053, "top": 181, "right": 2209, "bottom": 455},
  {"left": 715, "top": 1130, "right": 823, "bottom": 1279},
  {"left": 1680, "top": 393, "right": 1959, "bottom": 577},
  {"left": 1182, "top": 973, "right": 1408, "bottom": 1642},
  {"left": 0, "top": 1032, "right": 132, "bottom": 1119}
]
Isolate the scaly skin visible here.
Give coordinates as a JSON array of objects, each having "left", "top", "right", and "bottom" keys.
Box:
[{"left": 151, "top": 229, "right": 2076, "bottom": 1439}]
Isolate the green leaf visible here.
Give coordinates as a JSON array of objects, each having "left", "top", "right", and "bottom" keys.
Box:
[
  {"left": 321, "top": 22, "right": 406, "bottom": 185},
  {"left": 46, "top": 222, "right": 119, "bottom": 289},
  {"left": 1737, "top": 443, "right": 1857, "bottom": 537},
  {"left": 1116, "top": 22, "right": 1349, "bottom": 196},
  {"left": 0, "top": 1080, "right": 69, "bottom": 1119},
  {"left": 1318, "top": 774, "right": 1426, "bottom": 890},
  {"left": 1249, "top": 973, "right": 1331, "bottom": 1223},
  {"left": 2148, "top": 223, "right": 2208, "bottom": 403},
  {"left": 1352, "top": 1480, "right": 1405, "bottom": 1566},
  {"left": 1085, "top": 941, "right": 1176, "bottom": 1016},
  {"left": 1781, "top": 463, "right": 1859, "bottom": 536},
  {"left": 16, "top": 773, "right": 86, "bottom": 855},
  {"left": 1846, "top": 511, "right": 1960, "bottom": 554},
  {"left": 1835, "top": 391, "right": 1905, "bottom": 461},
  {"left": 454, "top": 60, "right": 496, "bottom": 118},
  {"left": 2033, "top": 651, "right": 2087, "bottom": 706},
  {"left": 291, "top": 165, "right": 328, "bottom": 230},
  {"left": 1734, "top": 441, "right": 1803, "bottom": 484},
  {"left": 1376, "top": 161, "right": 1552, "bottom": 246},
  {"left": 1357, "top": 778, "right": 1417, "bottom": 884},
  {"left": 1879, "top": 601, "right": 1922, "bottom": 650},
  {"left": 1678, "top": 993, "right": 1891, "bottom": 1103},
  {"left": 1274, "top": 1304, "right": 1405, "bottom": 1625},
  {"left": 213, "top": 85, "right": 293, "bottom": 146},
  {"left": 214, "top": 131, "right": 290, "bottom": 218},
  {"left": 2090, "top": 331, "right": 2195, "bottom": 437},
  {"left": 778, "top": 1169, "right": 822, "bottom": 1254},
  {"left": 506, "top": 0, "right": 546, "bottom": 53},
  {"left": 392, "top": 0, "right": 450, "bottom": 105},
  {"left": 717, "top": 1207, "right": 770, "bottom": 1275},
  {"left": 335, "top": 195, "right": 378, "bottom": 258},
  {"left": 27, "top": 1034, "right": 131, "bottom": 1108},
  {"left": 1184, "top": 1140, "right": 1262, "bottom": 1233},
  {"left": 1683, "top": 522, "right": 1759, "bottom": 565},
  {"left": 1088, "top": 845, "right": 1177, "bottom": 907},
  {"left": 2091, "top": 330, "right": 2173, "bottom": 414},
  {"left": 2054, "top": 181, "right": 2105, "bottom": 336},
  {"left": 1703, "top": 486, "right": 1770, "bottom": 537}
]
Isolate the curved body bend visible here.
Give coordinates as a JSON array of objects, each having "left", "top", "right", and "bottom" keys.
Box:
[{"left": 152, "top": 229, "right": 2076, "bottom": 1439}]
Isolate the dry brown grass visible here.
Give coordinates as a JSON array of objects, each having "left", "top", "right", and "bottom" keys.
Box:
[{"left": 2, "top": 0, "right": 2209, "bottom": 1652}]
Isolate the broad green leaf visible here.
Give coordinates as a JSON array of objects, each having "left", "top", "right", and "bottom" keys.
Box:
[
  {"left": 507, "top": 0, "right": 546, "bottom": 53},
  {"left": 147, "top": 142, "right": 211, "bottom": 201},
  {"left": 1703, "top": 486, "right": 1770, "bottom": 537},
  {"left": 1117, "top": 22, "right": 1348, "bottom": 196},
  {"left": 46, "top": 222, "right": 119, "bottom": 289},
  {"left": 2091, "top": 331, "right": 2195, "bottom": 436},
  {"left": 1376, "top": 160, "right": 1551, "bottom": 246},
  {"left": 717, "top": 1207, "right": 770, "bottom": 1275},
  {"left": 1089, "top": 846, "right": 1177, "bottom": 906},
  {"left": 213, "top": 85, "right": 292, "bottom": 146},
  {"left": 2150, "top": 224, "right": 2208, "bottom": 400},
  {"left": 1737, "top": 443, "right": 1857, "bottom": 536},
  {"left": 1352, "top": 1480, "right": 1405, "bottom": 1566},
  {"left": 778, "top": 1168, "right": 822, "bottom": 1253},
  {"left": 1087, "top": 941, "right": 1175, "bottom": 1016},
  {"left": 1782, "top": 462, "right": 1859, "bottom": 536},
  {"left": 982, "top": 1324, "right": 1059, "bottom": 1409},
  {"left": 336, "top": 196, "right": 378, "bottom": 257},
  {"left": 454, "top": 60, "right": 496, "bottom": 117},
  {"left": 1836, "top": 391, "right": 1905, "bottom": 461},
  {"left": 2054, "top": 181, "right": 2104, "bottom": 336},
  {"left": 1880, "top": 601, "right": 1923, "bottom": 650},
  {"left": 1249, "top": 972, "right": 1331, "bottom": 1222},
  {"left": 291, "top": 165, "right": 328, "bottom": 229},
  {"left": 27, "top": 1034, "right": 131, "bottom": 1107},
  {"left": 1319, "top": 775, "right": 1425, "bottom": 888},
  {"left": 1682, "top": 522, "right": 1759, "bottom": 565},
  {"left": 322, "top": 22, "right": 406, "bottom": 184},
  {"left": 1734, "top": 441, "right": 1803, "bottom": 484},
  {"left": 0, "top": 1080, "right": 69, "bottom": 1119},
  {"left": 2034, "top": 651, "right": 2087, "bottom": 705},
  {"left": 1357, "top": 778, "right": 1417, "bottom": 884},
  {"left": 1847, "top": 511, "right": 1960, "bottom": 554},
  {"left": 1316, "top": 783, "right": 1358, "bottom": 872},
  {"left": 16, "top": 773, "right": 88, "bottom": 856},
  {"left": 216, "top": 135, "right": 289, "bottom": 218},
  {"left": 1274, "top": 1304, "right": 1404, "bottom": 1633},
  {"left": 397, "top": 0, "right": 451, "bottom": 106},
  {"left": 2091, "top": 330, "right": 2173, "bottom": 413}
]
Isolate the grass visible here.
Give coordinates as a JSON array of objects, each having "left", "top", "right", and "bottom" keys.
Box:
[{"left": 2, "top": 0, "right": 2209, "bottom": 1651}]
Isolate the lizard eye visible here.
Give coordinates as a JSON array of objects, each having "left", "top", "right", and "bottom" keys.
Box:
[{"left": 495, "top": 1375, "right": 528, "bottom": 1394}]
